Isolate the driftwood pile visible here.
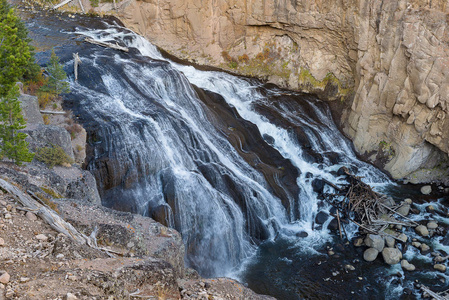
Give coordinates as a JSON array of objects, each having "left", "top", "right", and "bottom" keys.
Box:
[
  {"left": 323, "top": 167, "right": 417, "bottom": 240},
  {"left": 420, "top": 285, "right": 449, "bottom": 300}
]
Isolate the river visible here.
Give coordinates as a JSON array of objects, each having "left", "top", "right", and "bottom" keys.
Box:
[{"left": 19, "top": 6, "right": 449, "bottom": 299}]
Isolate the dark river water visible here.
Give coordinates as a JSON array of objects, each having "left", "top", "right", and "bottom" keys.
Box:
[{"left": 17, "top": 4, "right": 449, "bottom": 299}]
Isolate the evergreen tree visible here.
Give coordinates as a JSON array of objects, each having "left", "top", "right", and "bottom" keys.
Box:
[
  {"left": 41, "top": 49, "right": 70, "bottom": 95},
  {"left": 0, "top": 8, "right": 31, "bottom": 96},
  {"left": 0, "top": 4, "right": 36, "bottom": 165},
  {"left": 0, "top": 85, "right": 34, "bottom": 165},
  {"left": 0, "top": 0, "right": 40, "bottom": 81},
  {"left": 0, "top": 0, "right": 10, "bottom": 20}
]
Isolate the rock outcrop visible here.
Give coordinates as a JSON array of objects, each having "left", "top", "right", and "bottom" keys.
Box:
[
  {"left": 84, "top": 0, "right": 449, "bottom": 182},
  {"left": 26, "top": 124, "right": 75, "bottom": 161},
  {"left": 20, "top": 94, "right": 44, "bottom": 128},
  {"left": 0, "top": 178, "right": 272, "bottom": 299}
]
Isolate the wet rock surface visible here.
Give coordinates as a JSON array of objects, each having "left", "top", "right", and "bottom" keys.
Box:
[{"left": 382, "top": 248, "right": 402, "bottom": 265}]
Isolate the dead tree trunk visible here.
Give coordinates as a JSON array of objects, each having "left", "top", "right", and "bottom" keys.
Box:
[
  {"left": 0, "top": 178, "right": 91, "bottom": 245},
  {"left": 84, "top": 37, "right": 129, "bottom": 52},
  {"left": 53, "top": 0, "right": 73, "bottom": 10},
  {"left": 73, "top": 53, "right": 81, "bottom": 81},
  {"left": 78, "top": 0, "right": 85, "bottom": 12}
]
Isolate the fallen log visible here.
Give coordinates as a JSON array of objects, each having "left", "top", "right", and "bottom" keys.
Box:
[
  {"left": 420, "top": 285, "right": 449, "bottom": 300},
  {"left": 84, "top": 37, "right": 129, "bottom": 52},
  {"left": 53, "top": 0, "right": 73, "bottom": 10},
  {"left": 378, "top": 202, "right": 419, "bottom": 226},
  {"left": 322, "top": 178, "right": 342, "bottom": 191},
  {"left": 0, "top": 178, "right": 94, "bottom": 245},
  {"left": 78, "top": 0, "right": 85, "bottom": 12},
  {"left": 40, "top": 110, "right": 67, "bottom": 115}
]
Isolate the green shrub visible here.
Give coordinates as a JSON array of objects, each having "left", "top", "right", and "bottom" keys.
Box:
[
  {"left": 228, "top": 61, "right": 238, "bottom": 69},
  {"left": 35, "top": 144, "right": 73, "bottom": 168},
  {"left": 40, "top": 186, "right": 63, "bottom": 199},
  {"left": 35, "top": 192, "right": 59, "bottom": 212}
]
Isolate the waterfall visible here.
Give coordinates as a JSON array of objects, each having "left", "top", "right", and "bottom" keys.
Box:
[{"left": 66, "top": 25, "right": 391, "bottom": 278}]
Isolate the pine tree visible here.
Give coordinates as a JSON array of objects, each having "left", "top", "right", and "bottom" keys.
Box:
[
  {"left": 0, "top": 0, "right": 11, "bottom": 20},
  {"left": 0, "top": 0, "right": 40, "bottom": 81},
  {"left": 0, "top": 85, "right": 34, "bottom": 165},
  {"left": 0, "top": 8, "right": 31, "bottom": 96},
  {"left": 0, "top": 4, "right": 35, "bottom": 165},
  {"left": 41, "top": 49, "right": 70, "bottom": 96}
]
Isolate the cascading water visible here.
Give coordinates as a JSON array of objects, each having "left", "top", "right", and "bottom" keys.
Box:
[
  {"left": 24, "top": 11, "right": 449, "bottom": 299},
  {"left": 66, "top": 23, "right": 394, "bottom": 283}
]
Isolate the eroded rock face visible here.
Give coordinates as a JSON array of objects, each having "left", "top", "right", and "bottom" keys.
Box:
[
  {"left": 96, "top": 0, "right": 449, "bottom": 182},
  {"left": 345, "top": 1, "right": 449, "bottom": 181},
  {"left": 20, "top": 94, "right": 43, "bottom": 128},
  {"left": 56, "top": 198, "right": 186, "bottom": 277},
  {"left": 25, "top": 124, "right": 75, "bottom": 161}
]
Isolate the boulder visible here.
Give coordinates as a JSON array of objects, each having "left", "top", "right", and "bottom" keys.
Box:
[
  {"left": 434, "top": 264, "right": 447, "bottom": 272},
  {"left": 315, "top": 211, "right": 328, "bottom": 225},
  {"left": 25, "top": 211, "right": 37, "bottom": 221},
  {"left": 404, "top": 198, "right": 413, "bottom": 205},
  {"left": 381, "top": 197, "right": 395, "bottom": 208},
  {"left": 435, "top": 256, "right": 448, "bottom": 263},
  {"left": 328, "top": 218, "right": 339, "bottom": 231},
  {"left": 353, "top": 237, "right": 364, "bottom": 247},
  {"left": 0, "top": 272, "right": 10, "bottom": 284},
  {"left": 396, "top": 204, "right": 410, "bottom": 216},
  {"left": 420, "top": 185, "right": 432, "bottom": 195},
  {"left": 65, "top": 170, "right": 101, "bottom": 204},
  {"left": 19, "top": 94, "right": 44, "bottom": 127},
  {"left": 415, "top": 225, "right": 429, "bottom": 237},
  {"left": 426, "top": 205, "right": 435, "bottom": 213},
  {"left": 420, "top": 244, "right": 430, "bottom": 253},
  {"left": 401, "top": 260, "right": 416, "bottom": 271},
  {"left": 363, "top": 248, "right": 379, "bottom": 262},
  {"left": 427, "top": 221, "right": 438, "bottom": 229},
  {"left": 382, "top": 248, "right": 402, "bottom": 265},
  {"left": 311, "top": 179, "right": 325, "bottom": 193},
  {"left": 385, "top": 236, "right": 395, "bottom": 248},
  {"left": 296, "top": 231, "right": 309, "bottom": 238},
  {"left": 412, "top": 242, "right": 421, "bottom": 248},
  {"left": 364, "top": 234, "right": 385, "bottom": 252},
  {"left": 26, "top": 124, "right": 75, "bottom": 161}
]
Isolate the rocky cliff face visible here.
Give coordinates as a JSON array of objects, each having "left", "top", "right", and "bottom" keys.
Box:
[{"left": 88, "top": 0, "right": 449, "bottom": 182}]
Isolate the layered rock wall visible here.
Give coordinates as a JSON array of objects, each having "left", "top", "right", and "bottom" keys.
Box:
[{"left": 89, "top": 0, "right": 449, "bottom": 181}]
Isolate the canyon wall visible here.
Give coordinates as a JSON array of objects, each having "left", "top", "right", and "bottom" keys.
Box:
[{"left": 94, "top": 0, "right": 449, "bottom": 182}]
